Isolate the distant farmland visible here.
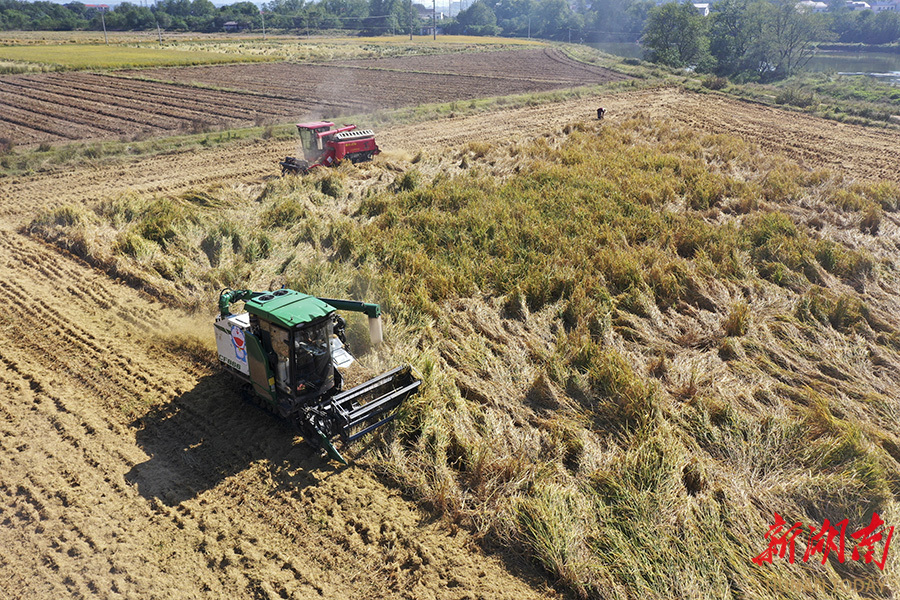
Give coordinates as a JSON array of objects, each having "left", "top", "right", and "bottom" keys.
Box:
[
  {"left": 0, "top": 43, "right": 269, "bottom": 70},
  {"left": 0, "top": 48, "right": 627, "bottom": 147}
]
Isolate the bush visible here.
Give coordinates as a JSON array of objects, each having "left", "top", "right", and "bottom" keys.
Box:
[
  {"left": 573, "top": 346, "right": 658, "bottom": 430},
  {"left": 863, "top": 181, "right": 900, "bottom": 212},
  {"left": 814, "top": 239, "right": 874, "bottom": 281},
  {"left": 741, "top": 212, "right": 819, "bottom": 283},
  {"left": 701, "top": 75, "right": 728, "bottom": 90},
  {"left": 775, "top": 88, "right": 819, "bottom": 108},
  {"left": 796, "top": 287, "right": 870, "bottom": 332},
  {"left": 762, "top": 165, "right": 804, "bottom": 202}
]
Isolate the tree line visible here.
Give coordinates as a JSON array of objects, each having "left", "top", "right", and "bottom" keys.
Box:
[
  {"left": 641, "top": 0, "right": 900, "bottom": 81},
  {"left": 0, "top": 0, "right": 898, "bottom": 61},
  {"left": 0, "top": 0, "right": 656, "bottom": 39}
]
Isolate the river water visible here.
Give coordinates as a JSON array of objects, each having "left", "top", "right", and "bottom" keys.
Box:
[
  {"left": 807, "top": 49, "right": 900, "bottom": 84},
  {"left": 591, "top": 42, "right": 900, "bottom": 84}
]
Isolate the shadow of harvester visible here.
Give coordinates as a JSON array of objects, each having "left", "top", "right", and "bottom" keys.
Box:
[{"left": 124, "top": 373, "right": 332, "bottom": 506}]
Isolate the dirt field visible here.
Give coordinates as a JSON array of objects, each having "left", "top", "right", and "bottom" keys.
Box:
[
  {"left": 128, "top": 47, "right": 627, "bottom": 92},
  {"left": 1, "top": 87, "right": 900, "bottom": 599},
  {"left": 0, "top": 48, "right": 625, "bottom": 147}
]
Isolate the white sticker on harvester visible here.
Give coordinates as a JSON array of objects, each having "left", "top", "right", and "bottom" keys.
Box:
[{"left": 231, "top": 325, "right": 247, "bottom": 363}]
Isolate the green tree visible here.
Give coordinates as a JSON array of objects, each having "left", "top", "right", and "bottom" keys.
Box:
[
  {"left": 756, "top": 0, "right": 829, "bottom": 79},
  {"left": 363, "top": 0, "right": 407, "bottom": 34},
  {"left": 489, "top": 0, "right": 537, "bottom": 38},
  {"left": 452, "top": 1, "right": 499, "bottom": 35},
  {"left": 641, "top": 2, "right": 708, "bottom": 68},
  {"left": 320, "top": 0, "right": 368, "bottom": 30},
  {"left": 191, "top": 0, "right": 216, "bottom": 17},
  {"left": 2, "top": 8, "right": 31, "bottom": 29},
  {"left": 709, "top": 0, "right": 764, "bottom": 77},
  {"left": 535, "top": 0, "right": 580, "bottom": 40},
  {"left": 157, "top": 0, "right": 191, "bottom": 17},
  {"left": 590, "top": 0, "right": 649, "bottom": 42}
]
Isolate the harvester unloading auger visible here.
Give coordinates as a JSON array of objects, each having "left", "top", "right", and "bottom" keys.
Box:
[
  {"left": 280, "top": 122, "right": 380, "bottom": 176},
  {"left": 215, "top": 288, "right": 420, "bottom": 464}
]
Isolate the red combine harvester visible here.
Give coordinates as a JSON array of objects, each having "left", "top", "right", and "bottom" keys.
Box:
[{"left": 280, "top": 122, "right": 380, "bottom": 175}]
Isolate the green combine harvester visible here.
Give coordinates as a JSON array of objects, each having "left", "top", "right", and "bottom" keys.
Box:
[{"left": 215, "top": 288, "right": 420, "bottom": 463}]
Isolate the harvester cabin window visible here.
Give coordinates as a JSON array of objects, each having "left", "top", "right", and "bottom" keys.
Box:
[
  {"left": 293, "top": 320, "right": 332, "bottom": 392},
  {"left": 299, "top": 128, "right": 315, "bottom": 151}
]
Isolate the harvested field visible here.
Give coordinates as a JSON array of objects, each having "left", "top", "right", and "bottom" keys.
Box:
[
  {"left": 334, "top": 46, "right": 620, "bottom": 81},
  {"left": 2, "top": 87, "right": 900, "bottom": 599},
  {"left": 0, "top": 47, "right": 626, "bottom": 147},
  {"left": 127, "top": 48, "right": 627, "bottom": 91},
  {"left": 0, "top": 73, "right": 312, "bottom": 145}
]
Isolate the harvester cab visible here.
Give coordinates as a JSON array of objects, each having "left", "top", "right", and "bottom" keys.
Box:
[
  {"left": 215, "top": 288, "right": 419, "bottom": 464},
  {"left": 280, "top": 122, "right": 380, "bottom": 175}
]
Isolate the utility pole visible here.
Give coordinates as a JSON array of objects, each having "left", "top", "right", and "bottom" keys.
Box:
[
  {"left": 261, "top": 11, "right": 266, "bottom": 40},
  {"left": 527, "top": 15, "right": 530, "bottom": 39},
  {"left": 432, "top": 0, "right": 436, "bottom": 40},
  {"left": 156, "top": 20, "right": 162, "bottom": 44},
  {"left": 409, "top": 0, "right": 414, "bottom": 39},
  {"left": 100, "top": 9, "right": 108, "bottom": 45}
]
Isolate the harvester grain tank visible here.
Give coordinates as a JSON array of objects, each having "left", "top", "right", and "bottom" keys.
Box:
[
  {"left": 215, "top": 288, "right": 419, "bottom": 463},
  {"left": 280, "top": 122, "right": 380, "bottom": 175}
]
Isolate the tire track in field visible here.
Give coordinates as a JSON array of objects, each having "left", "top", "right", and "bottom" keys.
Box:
[{"left": 0, "top": 235, "right": 303, "bottom": 597}]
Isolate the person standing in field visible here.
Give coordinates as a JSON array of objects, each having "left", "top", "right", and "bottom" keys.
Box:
[{"left": 597, "top": 107, "right": 606, "bottom": 120}]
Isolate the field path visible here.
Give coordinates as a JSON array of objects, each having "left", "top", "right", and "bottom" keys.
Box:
[{"left": 1, "top": 86, "right": 899, "bottom": 598}]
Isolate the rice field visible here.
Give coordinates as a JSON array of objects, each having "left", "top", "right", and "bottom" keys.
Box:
[
  {"left": 0, "top": 44, "right": 271, "bottom": 70},
  {"left": 29, "top": 109, "right": 900, "bottom": 599}
]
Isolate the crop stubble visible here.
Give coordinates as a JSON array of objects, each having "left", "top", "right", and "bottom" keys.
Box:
[{"left": 1, "top": 87, "right": 900, "bottom": 598}]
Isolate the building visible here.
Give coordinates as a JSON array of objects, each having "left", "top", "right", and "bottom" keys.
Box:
[
  {"left": 693, "top": 3, "right": 710, "bottom": 15},
  {"left": 871, "top": 0, "right": 897, "bottom": 11},
  {"left": 796, "top": 0, "right": 829, "bottom": 12}
]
